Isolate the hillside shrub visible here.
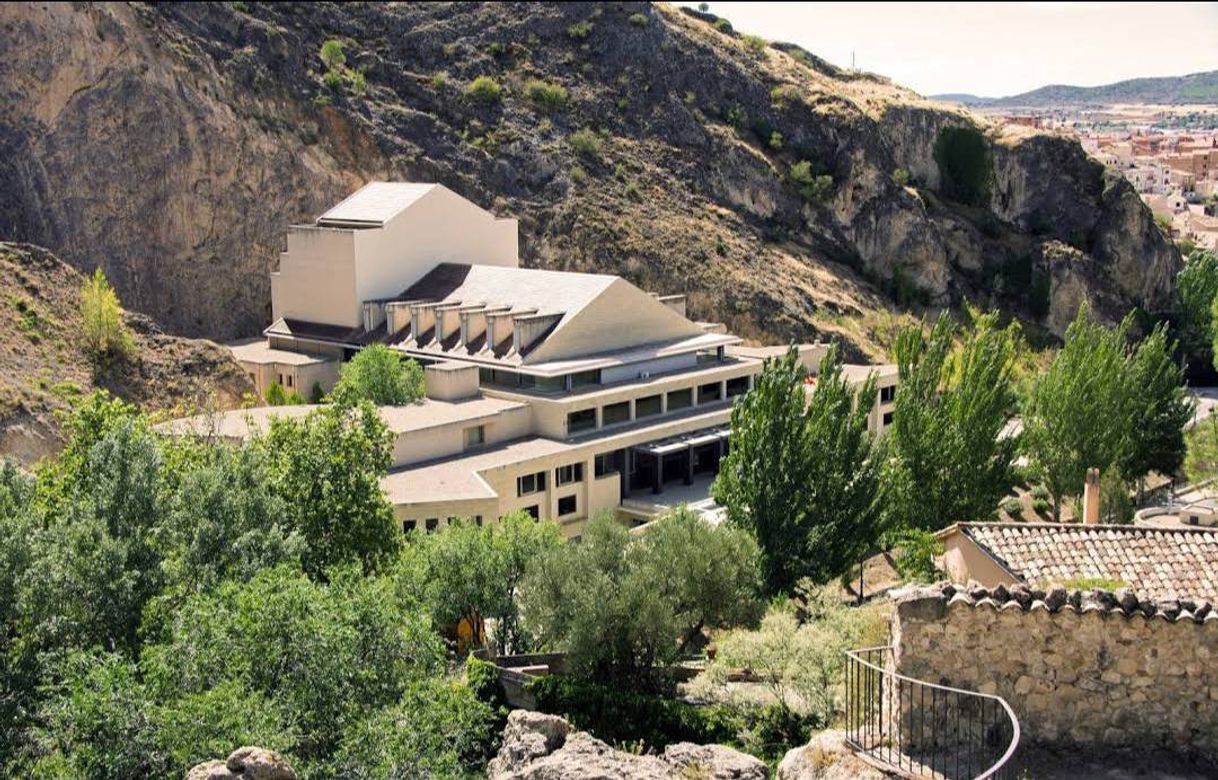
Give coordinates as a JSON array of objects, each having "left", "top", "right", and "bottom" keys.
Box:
[
  {"left": 568, "top": 127, "right": 603, "bottom": 159},
  {"left": 1031, "top": 497, "right": 1051, "bottom": 514},
  {"left": 1002, "top": 497, "right": 1023, "bottom": 516},
  {"left": 933, "top": 126, "right": 992, "bottom": 206},
  {"left": 524, "top": 79, "right": 568, "bottom": 111},
  {"left": 892, "top": 167, "right": 911, "bottom": 186},
  {"left": 567, "top": 21, "right": 593, "bottom": 39},
  {"left": 319, "top": 39, "right": 346, "bottom": 70},
  {"left": 466, "top": 75, "right": 503, "bottom": 104},
  {"left": 713, "top": 18, "right": 732, "bottom": 33},
  {"left": 628, "top": 12, "right": 649, "bottom": 27},
  {"left": 743, "top": 34, "right": 767, "bottom": 53},
  {"left": 81, "top": 268, "right": 134, "bottom": 363},
  {"left": 787, "top": 161, "right": 834, "bottom": 204}
]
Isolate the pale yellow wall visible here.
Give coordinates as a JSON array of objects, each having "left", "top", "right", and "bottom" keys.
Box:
[
  {"left": 271, "top": 226, "right": 359, "bottom": 327},
  {"left": 939, "top": 528, "right": 1018, "bottom": 588},
  {"left": 389, "top": 403, "right": 533, "bottom": 469},
  {"left": 424, "top": 363, "right": 480, "bottom": 401},
  {"left": 236, "top": 358, "right": 339, "bottom": 400},
  {"left": 351, "top": 186, "right": 518, "bottom": 315}
]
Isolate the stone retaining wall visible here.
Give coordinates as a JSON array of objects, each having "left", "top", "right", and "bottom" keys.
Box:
[{"left": 891, "top": 582, "right": 1218, "bottom": 759}]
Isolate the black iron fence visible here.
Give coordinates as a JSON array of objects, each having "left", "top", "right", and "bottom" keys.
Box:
[{"left": 845, "top": 645, "right": 1020, "bottom": 779}]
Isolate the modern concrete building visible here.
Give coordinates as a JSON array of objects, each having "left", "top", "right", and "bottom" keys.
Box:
[{"left": 198, "top": 182, "right": 897, "bottom": 536}]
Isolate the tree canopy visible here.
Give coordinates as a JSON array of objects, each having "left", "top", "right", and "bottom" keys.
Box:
[
  {"left": 712, "top": 345, "right": 885, "bottom": 593},
  {"left": 330, "top": 344, "right": 426, "bottom": 406}
]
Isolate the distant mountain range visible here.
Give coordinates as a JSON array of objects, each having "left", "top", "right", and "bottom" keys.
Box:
[{"left": 934, "top": 70, "right": 1218, "bottom": 108}]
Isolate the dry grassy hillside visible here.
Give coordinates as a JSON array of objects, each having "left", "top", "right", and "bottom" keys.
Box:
[{"left": 0, "top": 242, "right": 251, "bottom": 463}]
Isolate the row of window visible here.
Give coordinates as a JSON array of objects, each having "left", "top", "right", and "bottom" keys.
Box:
[
  {"left": 518, "top": 461, "right": 586, "bottom": 497},
  {"left": 402, "top": 514, "right": 485, "bottom": 533},
  {"left": 401, "top": 494, "right": 580, "bottom": 534},
  {"left": 566, "top": 377, "right": 750, "bottom": 435}
]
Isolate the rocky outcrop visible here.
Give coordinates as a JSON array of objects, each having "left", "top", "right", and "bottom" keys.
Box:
[
  {"left": 488, "top": 710, "right": 768, "bottom": 780},
  {"left": 776, "top": 730, "right": 887, "bottom": 780},
  {"left": 185, "top": 746, "right": 296, "bottom": 780},
  {"left": 0, "top": 2, "right": 1179, "bottom": 353}
]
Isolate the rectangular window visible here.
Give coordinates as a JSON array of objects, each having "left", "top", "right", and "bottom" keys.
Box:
[
  {"left": 880, "top": 385, "right": 896, "bottom": 403},
  {"left": 567, "top": 408, "right": 597, "bottom": 434},
  {"left": 602, "top": 401, "right": 631, "bottom": 426},
  {"left": 666, "top": 388, "right": 693, "bottom": 411},
  {"left": 517, "top": 471, "right": 547, "bottom": 496},
  {"left": 519, "top": 374, "right": 566, "bottom": 394},
  {"left": 570, "top": 369, "right": 601, "bottom": 388},
  {"left": 475, "top": 515, "right": 484, "bottom": 527},
  {"left": 882, "top": 411, "right": 894, "bottom": 426},
  {"left": 425, "top": 518, "right": 439, "bottom": 532},
  {"left": 698, "top": 382, "right": 722, "bottom": 404},
  {"left": 286, "top": 374, "right": 294, "bottom": 388},
  {"left": 464, "top": 425, "right": 486, "bottom": 449},
  {"left": 726, "top": 376, "right": 749, "bottom": 398},
  {"left": 524, "top": 504, "right": 540, "bottom": 520},
  {"left": 595, "top": 451, "right": 622, "bottom": 477},
  {"left": 403, "top": 520, "right": 417, "bottom": 533},
  {"left": 556, "top": 462, "right": 585, "bottom": 486},
  {"left": 558, "top": 495, "right": 577, "bottom": 516},
  {"left": 635, "top": 394, "right": 662, "bottom": 418}
]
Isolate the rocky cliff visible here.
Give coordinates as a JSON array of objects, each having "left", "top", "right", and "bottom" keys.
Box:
[
  {"left": 0, "top": 242, "right": 250, "bottom": 463},
  {"left": 0, "top": 2, "right": 1180, "bottom": 356}
]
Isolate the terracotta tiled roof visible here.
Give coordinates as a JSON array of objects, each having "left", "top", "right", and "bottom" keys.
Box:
[{"left": 959, "top": 522, "right": 1218, "bottom": 604}]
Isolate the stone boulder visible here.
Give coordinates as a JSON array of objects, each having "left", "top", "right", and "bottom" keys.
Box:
[
  {"left": 776, "top": 731, "right": 887, "bottom": 780},
  {"left": 488, "top": 710, "right": 768, "bottom": 780},
  {"left": 184, "top": 747, "right": 296, "bottom": 780}
]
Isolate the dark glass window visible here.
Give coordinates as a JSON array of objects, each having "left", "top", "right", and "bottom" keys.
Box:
[
  {"left": 602, "top": 401, "right": 631, "bottom": 425},
  {"left": 666, "top": 388, "right": 693, "bottom": 411},
  {"left": 880, "top": 385, "right": 896, "bottom": 403},
  {"left": 595, "top": 451, "right": 623, "bottom": 477},
  {"left": 403, "top": 520, "right": 417, "bottom": 533},
  {"left": 558, "top": 495, "right": 577, "bottom": 516},
  {"left": 517, "top": 471, "right": 547, "bottom": 496},
  {"left": 556, "top": 463, "right": 585, "bottom": 486},
  {"left": 882, "top": 411, "right": 894, "bottom": 426},
  {"left": 698, "top": 382, "right": 722, "bottom": 404},
  {"left": 567, "top": 408, "right": 597, "bottom": 434},
  {"left": 425, "top": 518, "right": 439, "bottom": 532},
  {"left": 635, "top": 394, "right": 662, "bottom": 418},
  {"left": 570, "top": 369, "right": 601, "bottom": 387},
  {"left": 726, "top": 376, "right": 750, "bottom": 398},
  {"left": 524, "top": 504, "right": 540, "bottom": 520}
]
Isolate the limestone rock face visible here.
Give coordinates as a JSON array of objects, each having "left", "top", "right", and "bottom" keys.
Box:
[
  {"left": 0, "top": 2, "right": 1179, "bottom": 354},
  {"left": 488, "top": 710, "right": 768, "bottom": 780},
  {"left": 184, "top": 747, "right": 296, "bottom": 780},
  {"left": 776, "top": 731, "right": 887, "bottom": 780}
]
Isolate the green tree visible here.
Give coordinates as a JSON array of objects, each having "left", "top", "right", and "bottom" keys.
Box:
[
  {"left": 713, "top": 346, "right": 885, "bottom": 593},
  {"left": 80, "top": 268, "right": 133, "bottom": 362},
  {"left": 399, "top": 512, "right": 563, "bottom": 654},
  {"left": 331, "top": 344, "right": 425, "bottom": 406},
  {"left": 1119, "top": 323, "right": 1191, "bottom": 491},
  {"left": 1185, "top": 414, "right": 1218, "bottom": 483},
  {"left": 260, "top": 402, "right": 401, "bottom": 576},
  {"left": 1175, "top": 248, "right": 1218, "bottom": 362},
  {"left": 520, "top": 512, "right": 761, "bottom": 690},
  {"left": 319, "top": 38, "right": 346, "bottom": 71},
  {"left": 1023, "top": 305, "right": 1132, "bottom": 519},
  {"left": 886, "top": 312, "right": 1018, "bottom": 531}
]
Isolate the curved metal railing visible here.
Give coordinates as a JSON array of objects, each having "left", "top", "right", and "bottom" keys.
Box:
[{"left": 844, "top": 645, "right": 1020, "bottom": 780}]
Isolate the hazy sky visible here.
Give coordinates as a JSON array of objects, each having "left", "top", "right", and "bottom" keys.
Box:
[{"left": 681, "top": 2, "right": 1218, "bottom": 97}]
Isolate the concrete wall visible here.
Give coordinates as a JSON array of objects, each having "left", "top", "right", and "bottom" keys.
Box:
[
  {"left": 272, "top": 226, "right": 359, "bottom": 326},
  {"left": 271, "top": 185, "right": 518, "bottom": 329},
  {"left": 939, "top": 529, "right": 1021, "bottom": 587},
  {"left": 892, "top": 583, "right": 1218, "bottom": 759},
  {"left": 389, "top": 403, "right": 533, "bottom": 469}
]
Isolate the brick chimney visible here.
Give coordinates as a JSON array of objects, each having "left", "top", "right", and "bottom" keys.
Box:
[{"left": 1082, "top": 468, "right": 1101, "bottom": 525}]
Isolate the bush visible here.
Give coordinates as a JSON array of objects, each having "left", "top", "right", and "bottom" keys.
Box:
[
  {"left": 567, "top": 21, "right": 593, "bottom": 39},
  {"left": 768, "top": 131, "right": 783, "bottom": 150},
  {"left": 568, "top": 127, "right": 603, "bottom": 160},
  {"left": 742, "top": 34, "right": 767, "bottom": 52},
  {"left": 528, "top": 675, "right": 739, "bottom": 749},
  {"left": 1002, "top": 497, "right": 1023, "bottom": 516},
  {"left": 524, "top": 79, "right": 569, "bottom": 111},
  {"left": 713, "top": 18, "right": 732, "bottom": 33},
  {"left": 81, "top": 268, "right": 134, "bottom": 363},
  {"left": 323, "top": 69, "right": 342, "bottom": 89},
  {"left": 331, "top": 344, "right": 425, "bottom": 406},
  {"left": 1031, "top": 497, "right": 1051, "bottom": 514},
  {"left": 933, "top": 126, "right": 992, "bottom": 206},
  {"left": 788, "top": 161, "right": 834, "bottom": 204},
  {"left": 319, "top": 39, "right": 346, "bottom": 70},
  {"left": 891, "top": 528, "right": 943, "bottom": 583},
  {"left": 628, "top": 12, "right": 649, "bottom": 27},
  {"left": 1030, "top": 484, "right": 1051, "bottom": 501},
  {"left": 466, "top": 75, "right": 503, "bottom": 104},
  {"left": 892, "top": 167, "right": 911, "bottom": 186},
  {"left": 570, "top": 165, "right": 588, "bottom": 185},
  {"left": 430, "top": 72, "right": 447, "bottom": 89}
]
